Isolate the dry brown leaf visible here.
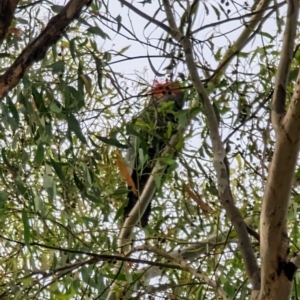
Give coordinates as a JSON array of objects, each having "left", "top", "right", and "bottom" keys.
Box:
[
  {"left": 116, "top": 155, "right": 137, "bottom": 195},
  {"left": 184, "top": 184, "right": 213, "bottom": 214}
]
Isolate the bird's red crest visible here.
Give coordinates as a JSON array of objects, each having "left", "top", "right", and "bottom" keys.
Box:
[{"left": 150, "top": 80, "right": 182, "bottom": 99}]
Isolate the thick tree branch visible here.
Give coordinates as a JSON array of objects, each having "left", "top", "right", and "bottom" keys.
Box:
[
  {"left": 0, "top": 0, "right": 90, "bottom": 100},
  {"left": 271, "top": 0, "right": 298, "bottom": 128},
  {"left": 0, "top": 0, "right": 18, "bottom": 45},
  {"left": 259, "top": 68, "right": 300, "bottom": 299},
  {"left": 162, "top": 0, "right": 260, "bottom": 291},
  {"left": 259, "top": 1, "right": 300, "bottom": 298}
]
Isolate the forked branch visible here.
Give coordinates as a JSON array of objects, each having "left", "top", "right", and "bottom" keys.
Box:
[{"left": 162, "top": 0, "right": 260, "bottom": 290}]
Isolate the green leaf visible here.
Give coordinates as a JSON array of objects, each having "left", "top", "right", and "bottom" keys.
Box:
[
  {"left": 1, "top": 148, "right": 14, "bottom": 171},
  {"left": 33, "top": 195, "right": 43, "bottom": 211},
  {"left": 119, "top": 45, "right": 131, "bottom": 54},
  {"left": 74, "top": 171, "right": 85, "bottom": 192},
  {"left": 6, "top": 96, "right": 19, "bottom": 127},
  {"left": 16, "top": 181, "right": 30, "bottom": 199},
  {"left": 223, "top": 280, "right": 236, "bottom": 297},
  {"left": 95, "top": 273, "right": 105, "bottom": 293},
  {"left": 68, "top": 86, "right": 85, "bottom": 112},
  {"left": 94, "top": 135, "right": 128, "bottom": 149},
  {"left": 103, "top": 271, "right": 127, "bottom": 281},
  {"left": 49, "top": 102, "right": 62, "bottom": 113},
  {"left": 45, "top": 61, "right": 65, "bottom": 74},
  {"left": 94, "top": 57, "right": 103, "bottom": 92},
  {"left": 77, "top": 63, "right": 84, "bottom": 96},
  {"left": 63, "top": 84, "right": 71, "bottom": 109},
  {"left": 32, "top": 86, "right": 47, "bottom": 113},
  {"left": 159, "top": 157, "right": 177, "bottom": 166},
  {"left": 34, "top": 143, "right": 45, "bottom": 166},
  {"left": 0, "top": 191, "right": 8, "bottom": 209},
  {"left": 81, "top": 266, "right": 99, "bottom": 289},
  {"left": 153, "top": 173, "right": 162, "bottom": 189},
  {"left": 50, "top": 159, "right": 65, "bottom": 183},
  {"left": 22, "top": 209, "right": 30, "bottom": 246},
  {"left": 16, "top": 17, "right": 28, "bottom": 24},
  {"left": 87, "top": 27, "right": 109, "bottom": 40},
  {"left": 67, "top": 114, "right": 87, "bottom": 144},
  {"left": 78, "top": 17, "right": 92, "bottom": 27},
  {"left": 85, "top": 192, "right": 102, "bottom": 204},
  {"left": 112, "top": 189, "right": 128, "bottom": 196},
  {"left": 69, "top": 38, "right": 76, "bottom": 61},
  {"left": 51, "top": 5, "right": 64, "bottom": 13},
  {"left": 126, "top": 124, "right": 144, "bottom": 140},
  {"left": 103, "top": 52, "right": 111, "bottom": 62},
  {"left": 79, "top": 74, "right": 92, "bottom": 96},
  {"left": 211, "top": 4, "right": 220, "bottom": 20},
  {"left": 18, "top": 91, "right": 34, "bottom": 115},
  {"left": 116, "top": 15, "right": 122, "bottom": 32},
  {"left": 83, "top": 165, "right": 92, "bottom": 186},
  {"left": 114, "top": 204, "right": 126, "bottom": 223}
]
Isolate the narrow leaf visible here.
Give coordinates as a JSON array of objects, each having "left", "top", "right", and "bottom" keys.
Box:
[
  {"left": 74, "top": 171, "right": 85, "bottom": 192},
  {"left": 32, "top": 86, "right": 47, "bottom": 113},
  {"left": 67, "top": 114, "right": 87, "bottom": 144},
  {"left": 94, "top": 57, "right": 103, "bottom": 92},
  {"left": 22, "top": 209, "right": 30, "bottom": 245},
  {"left": 87, "top": 26, "right": 109, "bottom": 39},
  {"left": 50, "top": 158, "right": 65, "bottom": 183},
  {"left": 6, "top": 96, "right": 19, "bottom": 126},
  {"left": 80, "top": 74, "right": 92, "bottom": 96},
  {"left": 94, "top": 135, "right": 128, "bottom": 149},
  {"left": 34, "top": 143, "right": 44, "bottom": 166}
]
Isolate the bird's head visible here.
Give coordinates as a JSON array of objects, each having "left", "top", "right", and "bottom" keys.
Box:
[{"left": 150, "top": 80, "right": 184, "bottom": 110}]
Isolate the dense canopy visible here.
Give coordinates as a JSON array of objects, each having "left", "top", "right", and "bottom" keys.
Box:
[{"left": 0, "top": 1, "right": 300, "bottom": 300}]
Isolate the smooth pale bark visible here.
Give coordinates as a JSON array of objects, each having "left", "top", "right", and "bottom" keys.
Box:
[{"left": 259, "top": 0, "right": 300, "bottom": 298}]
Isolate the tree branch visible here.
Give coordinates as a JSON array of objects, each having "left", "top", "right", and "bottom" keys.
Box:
[
  {"left": 162, "top": 0, "right": 260, "bottom": 290},
  {"left": 119, "top": 0, "right": 171, "bottom": 33},
  {"left": 212, "top": 0, "right": 274, "bottom": 83},
  {"left": 117, "top": 217, "right": 258, "bottom": 295},
  {"left": 132, "top": 245, "right": 231, "bottom": 300},
  {"left": 0, "top": 0, "right": 90, "bottom": 100},
  {"left": 271, "top": 0, "right": 298, "bottom": 128},
  {"left": 106, "top": 122, "right": 190, "bottom": 300}
]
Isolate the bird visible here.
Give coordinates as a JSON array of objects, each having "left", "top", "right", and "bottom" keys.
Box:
[{"left": 123, "top": 80, "right": 185, "bottom": 227}]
